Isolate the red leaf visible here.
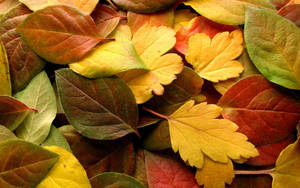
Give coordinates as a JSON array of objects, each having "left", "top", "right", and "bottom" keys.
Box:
[
  {"left": 145, "top": 151, "right": 199, "bottom": 188},
  {"left": 278, "top": 4, "right": 300, "bottom": 27},
  {"left": 218, "top": 75, "right": 300, "bottom": 165},
  {"left": 175, "top": 16, "right": 236, "bottom": 54}
]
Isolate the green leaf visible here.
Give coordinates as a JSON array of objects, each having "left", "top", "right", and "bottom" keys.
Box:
[
  {"left": 90, "top": 172, "right": 146, "bottom": 188},
  {"left": 0, "top": 41, "right": 11, "bottom": 95},
  {"left": 0, "top": 125, "right": 17, "bottom": 142},
  {"left": 0, "top": 4, "right": 45, "bottom": 93},
  {"left": 17, "top": 5, "right": 103, "bottom": 64},
  {"left": 111, "top": 0, "right": 177, "bottom": 13},
  {"left": 15, "top": 71, "right": 57, "bottom": 144},
  {"left": 0, "top": 140, "right": 59, "bottom": 187},
  {"left": 245, "top": 7, "right": 300, "bottom": 90},
  {"left": 0, "top": 96, "right": 34, "bottom": 130},
  {"left": 184, "top": 0, "right": 275, "bottom": 25},
  {"left": 42, "top": 125, "right": 72, "bottom": 153},
  {"left": 56, "top": 68, "right": 139, "bottom": 140}
]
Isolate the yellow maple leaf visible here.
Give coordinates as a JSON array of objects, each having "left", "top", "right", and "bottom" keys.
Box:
[
  {"left": 37, "top": 146, "right": 91, "bottom": 188},
  {"left": 168, "top": 100, "right": 258, "bottom": 168},
  {"left": 272, "top": 138, "right": 300, "bottom": 188},
  {"left": 119, "top": 25, "right": 183, "bottom": 104},
  {"left": 186, "top": 30, "right": 244, "bottom": 82},
  {"left": 196, "top": 156, "right": 234, "bottom": 188}
]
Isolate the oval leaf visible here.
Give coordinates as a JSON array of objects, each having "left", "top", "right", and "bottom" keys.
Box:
[
  {"left": 0, "top": 140, "right": 59, "bottom": 188},
  {"left": 0, "top": 4, "right": 45, "bottom": 93},
  {"left": 145, "top": 151, "right": 199, "bottom": 188},
  {"left": 15, "top": 71, "right": 57, "bottom": 144},
  {"left": 218, "top": 75, "right": 300, "bottom": 165},
  {"left": 0, "top": 96, "right": 34, "bottom": 130},
  {"left": 55, "top": 68, "right": 139, "bottom": 140},
  {"left": 245, "top": 7, "right": 300, "bottom": 90},
  {"left": 184, "top": 0, "right": 275, "bottom": 25},
  {"left": 111, "top": 0, "right": 177, "bottom": 13},
  {"left": 0, "top": 41, "right": 11, "bottom": 95},
  {"left": 90, "top": 172, "right": 146, "bottom": 188},
  {"left": 0, "top": 125, "right": 17, "bottom": 142},
  {"left": 17, "top": 5, "right": 103, "bottom": 64},
  {"left": 37, "top": 146, "right": 91, "bottom": 188}
]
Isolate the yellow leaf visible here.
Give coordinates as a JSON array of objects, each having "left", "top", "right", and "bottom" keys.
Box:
[
  {"left": 0, "top": 41, "right": 11, "bottom": 96},
  {"left": 196, "top": 156, "right": 234, "bottom": 188},
  {"left": 168, "top": 100, "right": 258, "bottom": 168},
  {"left": 186, "top": 30, "right": 244, "bottom": 82},
  {"left": 272, "top": 138, "right": 300, "bottom": 188},
  {"left": 19, "top": 0, "right": 98, "bottom": 14},
  {"left": 174, "top": 9, "right": 197, "bottom": 31},
  {"left": 37, "top": 146, "right": 91, "bottom": 188},
  {"left": 119, "top": 25, "right": 183, "bottom": 104}
]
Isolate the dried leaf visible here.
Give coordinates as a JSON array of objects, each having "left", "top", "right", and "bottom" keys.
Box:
[
  {"left": 15, "top": 71, "right": 57, "bottom": 144},
  {"left": 0, "top": 41, "right": 11, "bottom": 95},
  {"left": 195, "top": 156, "right": 234, "bottom": 188},
  {"left": 184, "top": 0, "right": 275, "bottom": 25},
  {"left": 168, "top": 100, "right": 258, "bottom": 168},
  {"left": 119, "top": 25, "right": 183, "bottom": 104},
  {"left": 245, "top": 7, "right": 300, "bottom": 90},
  {"left": 145, "top": 151, "right": 199, "bottom": 188},
  {"left": 17, "top": 5, "right": 103, "bottom": 64},
  {"left": 111, "top": 0, "right": 177, "bottom": 13},
  {"left": 186, "top": 30, "right": 244, "bottom": 82},
  {"left": 56, "top": 68, "right": 139, "bottom": 140},
  {"left": 19, "top": 0, "right": 98, "bottom": 14},
  {"left": 0, "top": 4, "right": 45, "bottom": 93},
  {"left": 218, "top": 75, "right": 300, "bottom": 165},
  {"left": 0, "top": 140, "right": 59, "bottom": 187},
  {"left": 37, "top": 146, "right": 91, "bottom": 188}
]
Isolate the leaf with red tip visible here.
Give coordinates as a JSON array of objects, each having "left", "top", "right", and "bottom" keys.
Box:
[
  {"left": 0, "top": 96, "right": 34, "bottom": 131},
  {"left": 145, "top": 151, "right": 199, "bottom": 188},
  {"left": 17, "top": 5, "right": 103, "bottom": 64},
  {"left": 218, "top": 75, "right": 300, "bottom": 165},
  {"left": 0, "top": 4, "right": 45, "bottom": 93},
  {"left": 91, "top": 4, "right": 122, "bottom": 37},
  {"left": 175, "top": 16, "right": 236, "bottom": 54}
]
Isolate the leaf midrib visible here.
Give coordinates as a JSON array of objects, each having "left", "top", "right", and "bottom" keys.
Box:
[{"left": 222, "top": 107, "right": 300, "bottom": 115}]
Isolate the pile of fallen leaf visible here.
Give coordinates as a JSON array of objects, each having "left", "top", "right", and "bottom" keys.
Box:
[{"left": 0, "top": 0, "right": 299, "bottom": 187}]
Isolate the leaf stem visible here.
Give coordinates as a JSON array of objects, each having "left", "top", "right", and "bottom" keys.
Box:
[
  {"left": 235, "top": 168, "right": 275, "bottom": 175},
  {"left": 142, "top": 107, "right": 169, "bottom": 120}
]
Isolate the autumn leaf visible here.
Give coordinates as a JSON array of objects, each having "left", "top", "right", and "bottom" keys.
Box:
[
  {"left": 19, "top": 0, "right": 98, "bottom": 14},
  {"left": 119, "top": 25, "right": 183, "bottom": 104},
  {"left": 245, "top": 7, "right": 300, "bottom": 90},
  {"left": 195, "top": 156, "right": 234, "bottom": 188},
  {"left": 0, "top": 140, "right": 59, "bottom": 188},
  {"left": 0, "top": 125, "right": 17, "bottom": 142},
  {"left": 37, "top": 146, "right": 91, "bottom": 188},
  {"left": 218, "top": 75, "right": 300, "bottom": 165},
  {"left": 175, "top": 16, "right": 236, "bottom": 54},
  {"left": 111, "top": 0, "right": 177, "bottom": 13},
  {"left": 145, "top": 151, "right": 199, "bottom": 188},
  {"left": 184, "top": 0, "right": 275, "bottom": 25},
  {"left": 0, "top": 41, "right": 11, "bottom": 95},
  {"left": 278, "top": 3, "right": 300, "bottom": 27},
  {"left": 155, "top": 100, "right": 259, "bottom": 168},
  {"left": 0, "top": 0, "right": 20, "bottom": 18},
  {"left": 174, "top": 9, "right": 197, "bottom": 31},
  {"left": 272, "top": 138, "right": 300, "bottom": 188},
  {"left": 186, "top": 30, "right": 244, "bottom": 82},
  {"left": 17, "top": 5, "right": 103, "bottom": 64},
  {"left": 0, "top": 4, "right": 45, "bottom": 93},
  {"left": 133, "top": 149, "right": 148, "bottom": 186}
]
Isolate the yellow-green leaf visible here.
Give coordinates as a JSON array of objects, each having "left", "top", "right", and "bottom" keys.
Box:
[
  {"left": 69, "top": 25, "right": 148, "bottom": 78},
  {"left": 196, "top": 156, "right": 234, "bottom": 188},
  {"left": 272, "top": 138, "right": 300, "bottom": 188},
  {"left": 186, "top": 30, "right": 244, "bottom": 82},
  {"left": 184, "top": 0, "right": 275, "bottom": 25},
  {"left": 168, "top": 100, "right": 258, "bottom": 168},
  {"left": 119, "top": 25, "right": 183, "bottom": 104},
  {"left": 19, "top": 0, "right": 98, "bottom": 14},
  {"left": 0, "top": 41, "right": 11, "bottom": 95},
  {"left": 37, "top": 146, "right": 91, "bottom": 188}
]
